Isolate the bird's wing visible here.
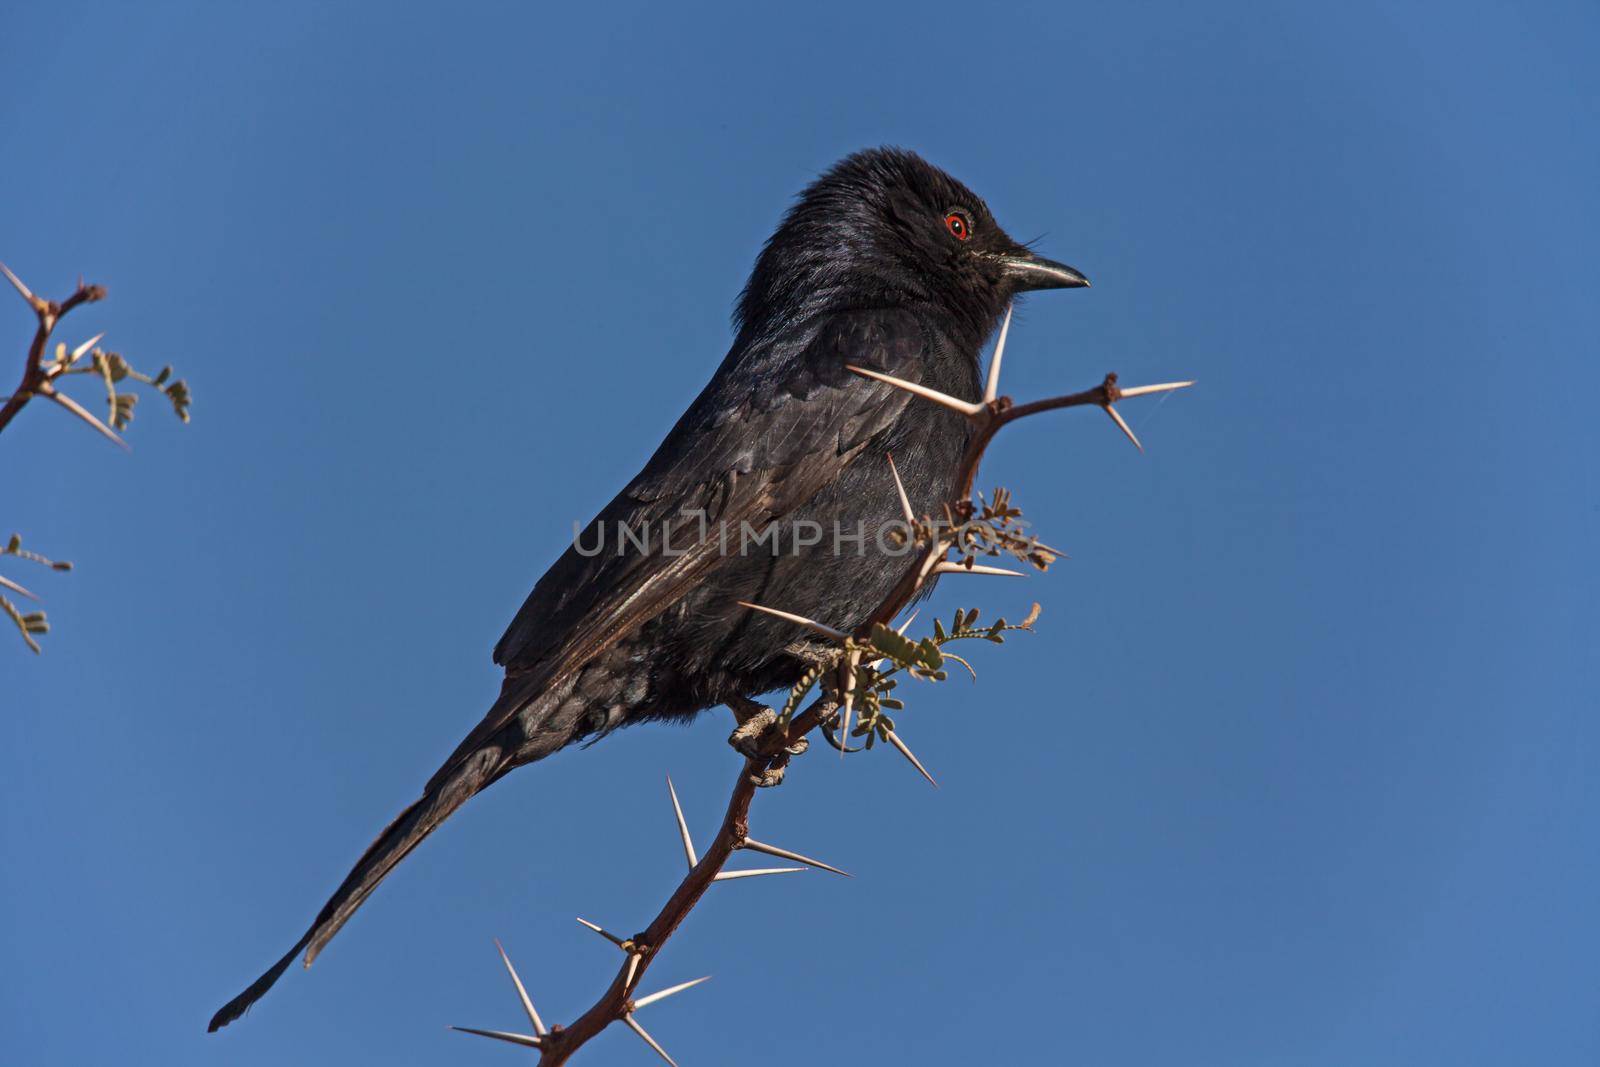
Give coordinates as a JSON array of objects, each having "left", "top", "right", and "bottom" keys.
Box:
[{"left": 434, "top": 306, "right": 931, "bottom": 781}]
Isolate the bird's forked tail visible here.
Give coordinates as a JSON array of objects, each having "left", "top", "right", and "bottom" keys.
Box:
[{"left": 207, "top": 746, "right": 507, "bottom": 1032}]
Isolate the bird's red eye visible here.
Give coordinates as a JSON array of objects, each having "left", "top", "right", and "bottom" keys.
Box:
[{"left": 944, "top": 211, "right": 971, "bottom": 241}]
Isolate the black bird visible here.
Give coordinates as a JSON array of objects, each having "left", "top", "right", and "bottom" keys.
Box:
[{"left": 209, "top": 147, "right": 1087, "bottom": 1031}]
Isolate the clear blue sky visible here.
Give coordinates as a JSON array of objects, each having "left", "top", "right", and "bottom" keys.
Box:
[{"left": 3, "top": 2, "right": 1596, "bottom": 1064}]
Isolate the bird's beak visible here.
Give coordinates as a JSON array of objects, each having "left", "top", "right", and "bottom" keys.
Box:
[{"left": 988, "top": 251, "right": 1090, "bottom": 291}]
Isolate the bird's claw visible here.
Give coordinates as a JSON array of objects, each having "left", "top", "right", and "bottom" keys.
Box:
[
  {"left": 729, "top": 708, "right": 808, "bottom": 757},
  {"left": 746, "top": 764, "right": 788, "bottom": 788},
  {"left": 727, "top": 708, "right": 807, "bottom": 787},
  {"left": 728, "top": 708, "right": 775, "bottom": 760}
]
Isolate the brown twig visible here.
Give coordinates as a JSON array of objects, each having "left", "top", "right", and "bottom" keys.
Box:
[
  {"left": 453, "top": 307, "right": 1193, "bottom": 1065},
  {"left": 2, "top": 262, "right": 199, "bottom": 653},
  {"left": 543, "top": 766, "right": 771, "bottom": 1064},
  {"left": 0, "top": 262, "right": 107, "bottom": 440}
]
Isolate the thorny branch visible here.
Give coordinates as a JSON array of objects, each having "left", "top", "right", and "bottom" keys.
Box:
[
  {"left": 1, "top": 260, "right": 191, "bottom": 652},
  {"left": 0, "top": 261, "right": 106, "bottom": 440},
  {"left": 452, "top": 305, "right": 1193, "bottom": 1065}
]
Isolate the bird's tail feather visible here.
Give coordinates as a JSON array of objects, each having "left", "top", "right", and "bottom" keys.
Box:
[{"left": 207, "top": 747, "right": 507, "bottom": 1032}]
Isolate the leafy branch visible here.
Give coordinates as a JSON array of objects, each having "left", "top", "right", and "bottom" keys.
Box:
[
  {"left": 448, "top": 305, "right": 1194, "bottom": 1064},
  {"left": 47, "top": 340, "right": 191, "bottom": 431},
  {"left": 819, "top": 602, "right": 1045, "bottom": 759},
  {"left": 0, "top": 534, "right": 71, "bottom": 653},
  {"left": 1, "top": 260, "right": 191, "bottom": 652}
]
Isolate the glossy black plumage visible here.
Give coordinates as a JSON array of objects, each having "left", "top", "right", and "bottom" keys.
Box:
[{"left": 210, "top": 147, "right": 1086, "bottom": 1031}]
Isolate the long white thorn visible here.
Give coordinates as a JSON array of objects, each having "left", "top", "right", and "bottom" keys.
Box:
[
  {"left": 632, "top": 975, "right": 712, "bottom": 1010},
  {"left": 0, "top": 574, "right": 38, "bottom": 601},
  {"left": 933, "top": 561, "right": 1025, "bottom": 577},
  {"left": 884, "top": 728, "right": 939, "bottom": 789},
  {"left": 0, "top": 261, "right": 37, "bottom": 306},
  {"left": 737, "top": 600, "right": 848, "bottom": 642},
  {"left": 1117, "top": 380, "right": 1195, "bottom": 399},
  {"left": 984, "top": 302, "right": 1014, "bottom": 403},
  {"left": 886, "top": 453, "right": 915, "bottom": 523},
  {"left": 576, "top": 917, "right": 628, "bottom": 949},
  {"left": 38, "top": 384, "right": 129, "bottom": 451},
  {"left": 838, "top": 649, "right": 860, "bottom": 760},
  {"left": 493, "top": 939, "right": 545, "bottom": 1036},
  {"left": 845, "top": 364, "right": 985, "bottom": 418},
  {"left": 67, "top": 332, "right": 104, "bottom": 366},
  {"left": 712, "top": 866, "right": 806, "bottom": 881},
  {"left": 1031, "top": 540, "right": 1069, "bottom": 560},
  {"left": 665, "top": 776, "right": 697, "bottom": 870},
  {"left": 624, "top": 1014, "right": 679, "bottom": 1067},
  {"left": 1102, "top": 403, "right": 1143, "bottom": 452},
  {"left": 740, "top": 837, "right": 850, "bottom": 877},
  {"left": 448, "top": 1026, "right": 541, "bottom": 1049},
  {"left": 624, "top": 949, "right": 641, "bottom": 991}
]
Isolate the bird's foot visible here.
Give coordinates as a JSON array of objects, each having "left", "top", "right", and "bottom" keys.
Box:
[
  {"left": 746, "top": 762, "right": 788, "bottom": 788},
  {"left": 727, "top": 706, "right": 808, "bottom": 787},
  {"left": 728, "top": 708, "right": 809, "bottom": 759}
]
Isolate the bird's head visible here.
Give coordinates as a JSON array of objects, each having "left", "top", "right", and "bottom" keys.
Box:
[{"left": 736, "top": 147, "right": 1088, "bottom": 346}]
